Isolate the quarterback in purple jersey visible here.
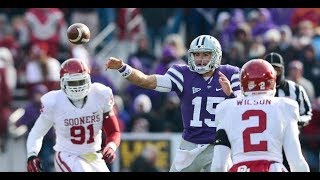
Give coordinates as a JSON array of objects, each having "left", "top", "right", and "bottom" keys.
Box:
[{"left": 105, "top": 35, "right": 241, "bottom": 172}]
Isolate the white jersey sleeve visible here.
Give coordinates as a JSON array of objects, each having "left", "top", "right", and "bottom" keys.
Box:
[
  {"left": 26, "top": 92, "right": 55, "bottom": 158},
  {"left": 282, "top": 98, "right": 310, "bottom": 172},
  {"left": 154, "top": 74, "right": 172, "bottom": 92},
  {"left": 215, "top": 99, "right": 233, "bottom": 126},
  {"left": 92, "top": 83, "right": 114, "bottom": 113},
  {"left": 211, "top": 100, "right": 234, "bottom": 172},
  {"left": 211, "top": 145, "right": 231, "bottom": 172}
]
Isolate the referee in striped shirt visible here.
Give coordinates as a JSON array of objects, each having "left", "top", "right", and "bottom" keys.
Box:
[
  {"left": 264, "top": 52, "right": 312, "bottom": 171},
  {"left": 264, "top": 52, "right": 312, "bottom": 126}
]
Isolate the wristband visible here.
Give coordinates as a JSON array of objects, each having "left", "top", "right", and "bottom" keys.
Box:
[
  {"left": 226, "top": 92, "right": 236, "bottom": 99},
  {"left": 118, "top": 64, "right": 133, "bottom": 78},
  {"left": 27, "top": 155, "right": 38, "bottom": 162},
  {"left": 106, "top": 142, "right": 117, "bottom": 152},
  {"left": 27, "top": 152, "right": 38, "bottom": 158}
]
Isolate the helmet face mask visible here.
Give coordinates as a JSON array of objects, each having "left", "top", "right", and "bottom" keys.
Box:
[
  {"left": 60, "top": 58, "right": 91, "bottom": 101},
  {"left": 240, "top": 59, "right": 276, "bottom": 97},
  {"left": 188, "top": 35, "right": 222, "bottom": 74}
]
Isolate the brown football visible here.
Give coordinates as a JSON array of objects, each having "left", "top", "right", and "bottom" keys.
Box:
[{"left": 67, "top": 23, "right": 90, "bottom": 45}]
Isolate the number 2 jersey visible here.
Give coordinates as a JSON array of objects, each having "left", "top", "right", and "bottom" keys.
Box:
[
  {"left": 213, "top": 95, "right": 309, "bottom": 171},
  {"left": 27, "top": 83, "right": 114, "bottom": 157},
  {"left": 158, "top": 64, "right": 240, "bottom": 144}
]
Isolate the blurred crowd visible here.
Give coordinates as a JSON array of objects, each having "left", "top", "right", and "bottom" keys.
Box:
[{"left": 0, "top": 8, "right": 320, "bottom": 172}]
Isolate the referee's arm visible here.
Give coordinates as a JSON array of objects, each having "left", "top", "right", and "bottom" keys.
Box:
[{"left": 297, "top": 85, "right": 312, "bottom": 127}]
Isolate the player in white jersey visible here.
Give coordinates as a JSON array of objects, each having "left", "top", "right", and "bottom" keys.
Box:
[
  {"left": 210, "top": 59, "right": 310, "bottom": 172},
  {"left": 26, "top": 58, "right": 121, "bottom": 172}
]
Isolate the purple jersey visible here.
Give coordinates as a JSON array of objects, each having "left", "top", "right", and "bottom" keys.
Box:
[{"left": 165, "top": 64, "right": 240, "bottom": 144}]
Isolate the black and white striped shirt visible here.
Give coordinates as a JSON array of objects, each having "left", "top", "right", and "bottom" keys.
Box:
[{"left": 275, "top": 79, "right": 312, "bottom": 127}]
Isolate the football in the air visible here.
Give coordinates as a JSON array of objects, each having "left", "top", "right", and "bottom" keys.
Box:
[{"left": 67, "top": 23, "right": 90, "bottom": 45}]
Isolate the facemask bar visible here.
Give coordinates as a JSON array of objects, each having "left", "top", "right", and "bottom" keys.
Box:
[
  {"left": 187, "top": 35, "right": 222, "bottom": 74},
  {"left": 188, "top": 48, "right": 221, "bottom": 74},
  {"left": 61, "top": 73, "right": 91, "bottom": 100}
]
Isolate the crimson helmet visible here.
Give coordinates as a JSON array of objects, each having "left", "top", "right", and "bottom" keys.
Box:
[
  {"left": 240, "top": 59, "right": 276, "bottom": 96},
  {"left": 60, "top": 58, "right": 91, "bottom": 100}
]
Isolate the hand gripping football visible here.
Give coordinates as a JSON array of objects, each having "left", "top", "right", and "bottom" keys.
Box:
[{"left": 67, "top": 23, "right": 90, "bottom": 45}]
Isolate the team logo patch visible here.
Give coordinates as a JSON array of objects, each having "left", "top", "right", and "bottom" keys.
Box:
[{"left": 192, "top": 87, "right": 201, "bottom": 94}]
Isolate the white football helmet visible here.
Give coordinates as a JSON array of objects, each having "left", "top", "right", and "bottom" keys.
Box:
[
  {"left": 60, "top": 58, "right": 91, "bottom": 100},
  {"left": 188, "top": 35, "right": 222, "bottom": 74}
]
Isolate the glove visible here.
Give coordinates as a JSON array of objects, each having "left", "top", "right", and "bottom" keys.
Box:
[
  {"left": 27, "top": 156, "right": 43, "bottom": 172},
  {"left": 102, "top": 146, "right": 116, "bottom": 164}
]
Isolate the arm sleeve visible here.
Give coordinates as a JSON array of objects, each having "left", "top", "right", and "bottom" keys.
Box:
[
  {"left": 102, "top": 87, "right": 115, "bottom": 113},
  {"left": 230, "top": 66, "right": 241, "bottom": 92},
  {"left": 297, "top": 85, "right": 312, "bottom": 126},
  {"left": 154, "top": 74, "right": 172, "bottom": 92},
  {"left": 211, "top": 145, "right": 231, "bottom": 172},
  {"left": 211, "top": 103, "right": 233, "bottom": 172},
  {"left": 228, "top": 66, "right": 242, "bottom": 98},
  {"left": 0, "top": 68, "right": 12, "bottom": 105},
  {"left": 26, "top": 93, "right": 55, "bottom": 158},
  {"left": 283, "top": 105, "right": 310, "bottom": 172},
  {"left": 157, "top": 65, "right": 185, "bottom": 94},
  {"left": 26, "top": 114, "right": 54, "bottom": 158},
  {"left": 102, "top": 111, "right": 121, "bottom": 151},
  {"left": 99, "top": 85, "right": 121, "bottom": 151}
]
